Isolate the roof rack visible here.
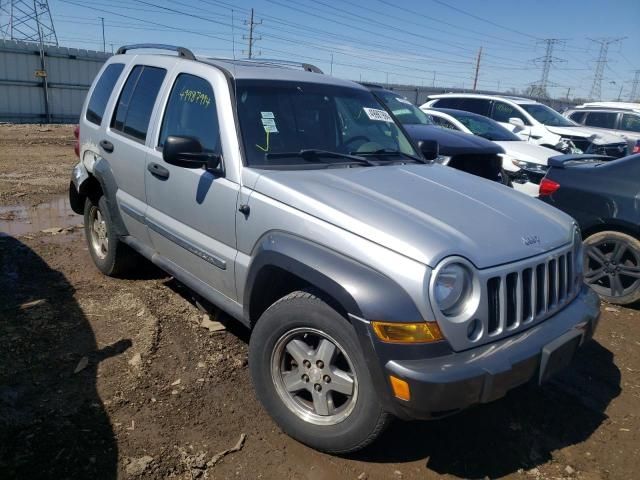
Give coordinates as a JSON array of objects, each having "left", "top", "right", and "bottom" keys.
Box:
[
  {"left": 116, "top": 44, "right": 196, "bottom": 61},
  {"left": 232, "top": 58, "right": 324, "bottom": 74}
]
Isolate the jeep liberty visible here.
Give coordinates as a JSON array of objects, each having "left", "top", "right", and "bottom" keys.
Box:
[{"left": 69, "top": 45, "right": 600, "bottom": 453}]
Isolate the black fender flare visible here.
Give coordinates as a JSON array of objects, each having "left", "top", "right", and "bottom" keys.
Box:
[
  {"left": 90, "top": 158, "right": 129, "bottom": 238},
  {"left": 243, "top": 231, "right": 424, "bottom": 323}
]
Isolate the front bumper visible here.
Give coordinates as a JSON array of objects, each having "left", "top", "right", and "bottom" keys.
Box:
[{"left": 355, "top": 285, "right": 600, "bottom": 420}]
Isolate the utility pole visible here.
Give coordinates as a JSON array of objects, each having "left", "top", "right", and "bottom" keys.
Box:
[
  {"left": 588, "top": 37, "right": 626, "bottom": 100},
  {"left": 244, "top": 8, "right": 262, "bottom": 59},
  {"left": 530, "top": 38, "right": 566, "bottom": 98},
  {"left": 472, "top": 46, "right": 482, "bottom": 91},
  {"left": 566, "top": 86, "right": 571, "bottom": 100},
  {"left": 432, "top": 71, "right": 436, "bottom": 87},
  {"left": 330, "top": 53, "right": 333, "bottom": 75},
  {"left": 617, "top": 84, "right": 624, "bottom": 101},
  {"left": 629, "top": 70, "right": 640, "bottom": 102},
  {"left": 99, "top": 17, "right": 105, "bottom": 53}
]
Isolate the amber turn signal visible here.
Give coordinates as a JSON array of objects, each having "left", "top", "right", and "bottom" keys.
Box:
[
  {"left": 389, "top": 375, "right": 411, "bottom": 401},
  {"left": 371, "top": 321, "right": 443, "bottom": 343}
]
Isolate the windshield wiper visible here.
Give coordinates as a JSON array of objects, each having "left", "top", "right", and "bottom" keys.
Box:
[
  {"left": 265, "top": 149, "right": 375, "bottom": 166},
  {"left": 352, "top": 148, "right": 426, "bottom": 164}
]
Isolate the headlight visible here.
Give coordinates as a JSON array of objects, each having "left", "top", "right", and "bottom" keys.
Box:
[
  {"left": 432, "top": 260, "right": 477, "bottom": 318},
  {"left": 511, "top": 159, "right": 549, "bottom": 174},
  {"left": 573, "top": 225, "right": 584, "bottom": 286}
]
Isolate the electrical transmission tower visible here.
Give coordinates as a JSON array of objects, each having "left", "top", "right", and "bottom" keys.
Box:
[
  {"left": 629, "top": 70, "right": 640, "bottom": 102},
  {"left": 0, "top": 0, "right": 58, "bottom": 45},
  {"left": 588, "top": 37, "right": 625, "bottom": 100},
  {"left": 243, "top": 8, "right": 261, "bottom": 59},
  {"left": 529, "top": 38, "right": 566, "bottom": 98}
]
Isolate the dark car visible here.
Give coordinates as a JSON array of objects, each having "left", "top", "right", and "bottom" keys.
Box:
[
  {"left": 540, "top": 153, "right": 640, "bottom": 305},
  {"left": 366, "top": 86, "right": 507, "bottom": 183}
]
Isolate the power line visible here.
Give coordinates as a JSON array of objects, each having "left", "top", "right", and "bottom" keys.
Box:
[
  {"left": 429, "top": 0, "right": 538, "bottom": 40},
  {"left": 588, "top": 37, "right": 626, "bottom": 100}
]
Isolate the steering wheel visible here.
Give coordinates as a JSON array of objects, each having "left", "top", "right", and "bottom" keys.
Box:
[{"left": 343, "top": 135, "right": 370, "bottom": 150}]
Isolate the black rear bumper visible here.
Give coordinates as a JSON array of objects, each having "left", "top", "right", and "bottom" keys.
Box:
[{"left": 352, "top": 286, "right": 600, "bottom": 420}]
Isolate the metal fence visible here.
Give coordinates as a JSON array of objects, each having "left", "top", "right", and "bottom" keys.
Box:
[{"left": 0, "top": 40, "right": 110, "bottom": 124}]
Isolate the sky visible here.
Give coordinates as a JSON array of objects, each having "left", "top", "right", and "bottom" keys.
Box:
[{"left": 39, "top": 0, "right": 640, "bottom": 100}]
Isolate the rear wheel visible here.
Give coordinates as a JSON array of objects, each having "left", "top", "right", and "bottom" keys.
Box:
[
  {"left": 249, "top": 290, "right": 391, "bottom": 453},
  {"left": 84, "top": 195, "right": 136, "bottom": 276},
  {"left": 584, "top": 231, "right": 640, "bottom": 305}
]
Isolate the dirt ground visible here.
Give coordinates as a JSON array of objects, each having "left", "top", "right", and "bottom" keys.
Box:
[{"left": 0, "top": 124, "right": 638, "bottom": 479}]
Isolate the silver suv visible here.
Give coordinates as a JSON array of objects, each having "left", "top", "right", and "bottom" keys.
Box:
[{"left": 69, "top": 44, "right": 600, "bottom": 453}]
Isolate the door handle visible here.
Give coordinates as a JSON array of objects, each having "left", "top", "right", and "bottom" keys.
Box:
[
  {"left": 147, "top": 162, "right": 170, "bottom": 180},
  {"left": 99, "top": 140, "right": 114, "bottom": 153}
]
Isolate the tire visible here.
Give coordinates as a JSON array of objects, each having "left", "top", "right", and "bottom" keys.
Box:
[
  {"left": 584, "top": 230, "right": 640, "bottom": 305},
  {"left": 83, "top": 195, "right": 136, "bottom": 276},
  {"left": 249, "top": 290, "right": 391, "bottom": 453}
]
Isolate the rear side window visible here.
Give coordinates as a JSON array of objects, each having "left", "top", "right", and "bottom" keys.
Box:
[
  {"left": 620, "top": 114, "right": 640, "bottom": 133},
  {"left": 568, "top": 111, "right": 586, "bottom": 124},
  {"left": 111, "top": 65, "right": 167, "bottom": 142},
  {"left": 584, "top": 111, "right": 617, "bottom": 129},
  {"left": 86, "top": 63, "right": 124, "bottom": 125},
  {"left": 158, "top": 74, "right": 221, "bottom": 152},
  {"left": 433, "top": 98, "right": 491, "bottom": 116},
  {"left": 491, "top": 101, "right": 528, "bottom": 124}
]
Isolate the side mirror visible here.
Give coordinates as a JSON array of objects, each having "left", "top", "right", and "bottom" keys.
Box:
[
  {"left": 418, "top": 139, "right": 439, "bottom": 161},
  {"left": 162, "top": 135, "right": 221, "bottom": 171},
  {"left": 508, "top": 117, "right": 525, "bottom": 129}
]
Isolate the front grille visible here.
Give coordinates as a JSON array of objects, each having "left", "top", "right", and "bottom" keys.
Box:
[{"left": 485, "top": 249, "right": 576, "bottom": 336}]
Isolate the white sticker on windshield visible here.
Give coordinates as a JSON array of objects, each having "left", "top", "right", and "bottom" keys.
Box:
[
  {"left": 261, "top": 118, "right": 276, "bottom": 126},
  {"left": 363, "top": 107, "right": 393, "bottom": 123},
  {"left": 261, "top": 111, "right": 275, "bottom": 119},
  {"left": 395, "top": 97, "right": 412, "bottom": 105},
  {"left": 263, "top": 124, "right": 279, "bottom": 133}
]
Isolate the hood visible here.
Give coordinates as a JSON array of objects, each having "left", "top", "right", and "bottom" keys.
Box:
[
  {"left": 545, "top": 125, "right": 625, "bottom": 144},
  {"left": 495, "top": 141, "right": 557, "bottom": 166},
  {"left": 251, "top": 164, "right": 573, "bottom": 268},
  {"left": 403, "top": 124, "right": 504, "bottom": 156}
]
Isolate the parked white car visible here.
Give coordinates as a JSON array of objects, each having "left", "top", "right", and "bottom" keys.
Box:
[
  {"left": 563, "top": 102, "right": 640, "bottom": 154},
  {"left": 422, "top": 94, "right": 629, "bottom": 158},
  {"left": 422, "top": 107, "right": 557, "bottom": 196}
]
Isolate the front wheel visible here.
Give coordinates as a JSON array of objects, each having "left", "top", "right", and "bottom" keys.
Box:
[
  {"left": 584, "top": 230, "right": 640, "bottom": 305},
  {"left": 249, "top": 290, "right": 391, "bottom": 453}
]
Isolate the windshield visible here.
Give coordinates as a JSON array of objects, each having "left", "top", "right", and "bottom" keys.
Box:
[
  {"left": 235, "top": 80, "right": 418, "bottom": 167},
  {"left": 520, "top": 104, "right": 575, "bottom": 127},
  {"left": 374, "top": 90, "right": 433, "bottom": 125},
  {"left": 448, "top": 111, "right": 520, "bottom": 141}
]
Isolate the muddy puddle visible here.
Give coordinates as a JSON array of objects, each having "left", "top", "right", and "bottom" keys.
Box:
[{"left": 0, "top": 195, "right": 81, "bottom": 237}]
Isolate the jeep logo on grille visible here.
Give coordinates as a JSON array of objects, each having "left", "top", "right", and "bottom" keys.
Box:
[{"left": 522, "top": 235, "right": 541, "bottom": 246}]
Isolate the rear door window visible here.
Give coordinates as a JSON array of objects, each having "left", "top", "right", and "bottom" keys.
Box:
[
  {"left": 158, "top": 74, "right": 221, "bottom": 153},
  {"left": 432, "top": 116, "right": 458, "bottom": 130},
  {"left": 620, "top": 114, "right": 640, "bottom": 133},
  {"left": 584, "top": 111, "right": 618, "bottom": 129},
  {"left": 490, "top": 101, "right": 528, "bottom": 124},
  {"left": 86, "top": 63, "right": 125, "bottom": 125},
  {"left": 111, "top": 65, "right": 167, "bottom": 142}
]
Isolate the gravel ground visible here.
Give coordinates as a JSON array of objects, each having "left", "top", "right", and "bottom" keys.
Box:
[{"left": 0, "top": 124, "right": 638, "bottom": 479}]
